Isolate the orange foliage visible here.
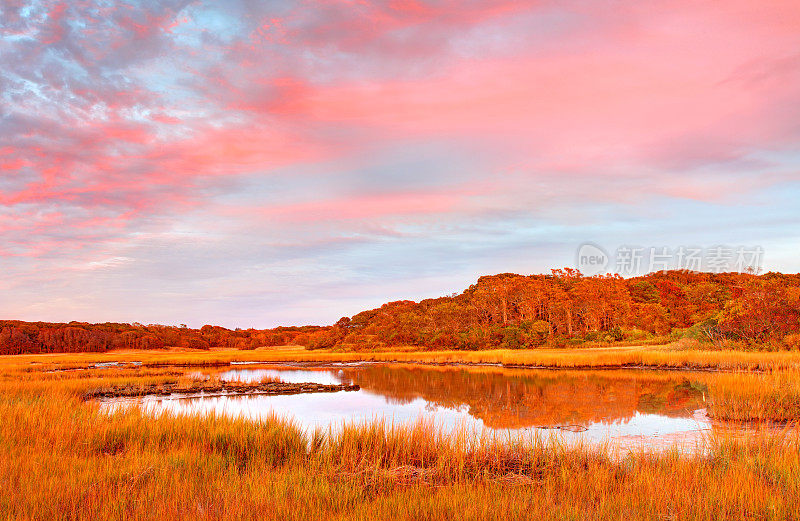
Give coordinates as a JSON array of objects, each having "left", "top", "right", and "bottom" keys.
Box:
[
  {"left": 0, "top": 321, "right": 323, "bottom": 355},
  {"left": 4, "top": 270, "right": 799, "bottom": 354},
  {"left": 298, "top": 270, "right": 800, "bottom": 351}
]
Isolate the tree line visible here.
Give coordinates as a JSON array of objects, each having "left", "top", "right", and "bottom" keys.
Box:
[
  {"left": 2, "top": 269, "right": 799, "bottom": 354},
  {"left": 296, "top": 270, "right": 800, "bottom": 351},
  {"left": 0, "top": 321, "right": 321, "bottom": 355}
]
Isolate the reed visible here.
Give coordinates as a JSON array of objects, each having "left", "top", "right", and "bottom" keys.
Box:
[{"left": 708, "top": 369, "right": 800, "bottom": 422}]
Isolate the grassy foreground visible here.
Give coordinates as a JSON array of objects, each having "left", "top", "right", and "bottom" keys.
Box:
[{"left": 2, "top": 347, "right": 800, "bottom": 519}]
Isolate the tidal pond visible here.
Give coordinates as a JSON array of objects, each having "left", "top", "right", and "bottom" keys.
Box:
[{"left": 100, "top": 363, "right": 729, "bottom": 450}]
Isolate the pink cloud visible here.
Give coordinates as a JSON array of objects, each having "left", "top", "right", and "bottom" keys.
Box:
[
  {"left": 0, "top": 113, "right": 339, "bottom": 255},
  {"left": 254, "top": 189, "right": 475, "bottom": 222},
  {"left": 254, "top": 0, "right": 800, "bottom": 174},
  {"left": 3, "top": 0, "right": 800, "bottom": 263}
]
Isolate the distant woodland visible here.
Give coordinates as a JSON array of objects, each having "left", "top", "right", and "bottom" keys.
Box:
[
  {"left": 2, "top": 270, "right": 799, "bottom": 355},
  {"left": 0, "top": 321, "right": 323, "bottom": 355}
]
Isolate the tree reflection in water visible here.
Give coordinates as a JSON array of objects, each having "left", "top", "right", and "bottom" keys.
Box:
[{"left": 338, "top": 365, "right": 708, "bottom": 430}]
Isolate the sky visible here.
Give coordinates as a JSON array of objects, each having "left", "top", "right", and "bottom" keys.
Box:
[{"left": 1, "top": 0, "right": 799, "bottom": 328}]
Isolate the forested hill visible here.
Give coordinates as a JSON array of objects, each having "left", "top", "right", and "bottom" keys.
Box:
[
  {"left": 297, "top": 269, "right": 800, "bottom": 351},
  {"left": 2, "top": 270, "right": 799, "bottom": 355}
]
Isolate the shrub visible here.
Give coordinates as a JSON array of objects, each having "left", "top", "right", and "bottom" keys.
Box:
[
  {"left": 783, "top": 334, "right": 800, "bottom": 350},
  {"left": 523, "top": 320, "right": 551, "bottom": 346}
]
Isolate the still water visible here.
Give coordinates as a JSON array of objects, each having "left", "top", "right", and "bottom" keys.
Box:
[{"left": 101, "top": 363, "right": 723, "bottom": 450}]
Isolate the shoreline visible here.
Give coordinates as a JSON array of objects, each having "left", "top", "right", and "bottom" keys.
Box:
[{"left": 11, "top": 344, "right": 800, "bottom": 373}]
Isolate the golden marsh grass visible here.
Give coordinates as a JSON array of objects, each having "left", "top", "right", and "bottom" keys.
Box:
[{"left": 2, "top": 349, "right": 800, "bottom": 519}]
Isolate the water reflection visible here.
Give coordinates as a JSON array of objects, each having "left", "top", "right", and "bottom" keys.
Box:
[
  {"left": 219, "top": 367, "right": 342, "bottom": 385},
  {"left": 337, "top": 365, "right": 708, "bottom": 430},
  {"left": 102, "top": 364, "right": 718, "bottom": 449}
]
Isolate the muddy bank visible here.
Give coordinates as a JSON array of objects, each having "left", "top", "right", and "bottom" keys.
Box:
[
  {"left": 142, "top": 358, "right": 766, "bottom": 373},
  {"left": 30, "top": 361, "right": 145, "bottom": 373},
  {"left": 84, "top": 381, "right": 360, "bottom": 400},
  {"left": 42, "top": 356, "right": 771, "bottom": 376},
  {"left": 134, "top": 360, "right": 739, "bottom": 373}
]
